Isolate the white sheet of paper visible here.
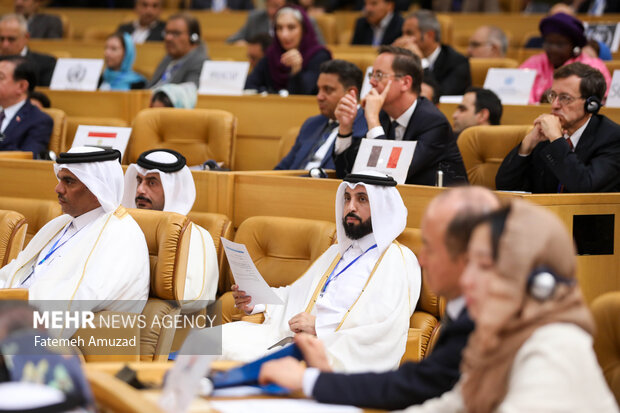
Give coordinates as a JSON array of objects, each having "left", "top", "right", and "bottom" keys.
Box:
[
  {"left": 210, "top": 399, "right": 362, "bottom": 413},
  {"left": 360, "top": 66, "right": 372, "bottom": 99},
  {"left": 159, "top": 353, "right": 217, "bottom": 413},
  {"left": 221, "top": 238, "right": 284, "bottom": 305},
  {"left": 351, "top": 138, "right": 416, "bottom": 184},
  {"left": 50, "top": 58, "right": 103, "bottom": 91},
  {"left": 198, "top": 61, "right": 249, "bottom": 95},
  {"left": 439, "top": 95, "right": 463, "bottom": 104},
  {"left": 483, "top": 68, "right": 536, "bottom": 105},
  {"left": 71, "top": 125, "right": 132, "bottom": 158},
  {"left": 605, "top": 70, "right": 620, "bottom": 108}
]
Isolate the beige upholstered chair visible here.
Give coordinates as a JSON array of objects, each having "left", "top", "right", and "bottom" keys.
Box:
[
  {"left": 127, "top": 108, "right": 237, "bottom": 168},
  {"left": 220, "top": 216, "right": 337, "bottom": 323},
  {"left": 0, "top": 197, "right": 62, "bottom": 246},
  {"left": 41, "top": 108, "right": 67, "bottom": 156},
  {"left": 0, "top": 209, "right": 27, "bottom": 267},
  {"left": 457, "top": 125, "right": 531, "bottom": 189}
]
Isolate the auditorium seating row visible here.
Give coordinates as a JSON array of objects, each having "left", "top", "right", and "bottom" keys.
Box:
[
  {"left": 16, "top": 7, "right": 620, "bottom": 49},
  {"left": 0, "top": 159, "right": 617, "bottom": 306},
  {"left": 32, "top": 90, "right": 620, "bottom": 172},
  {"left": 0, "top": 197, "right": 441, "bottom": 363},
  {"left": 0, "top": 161, "right": 619, "bottom": 398}
]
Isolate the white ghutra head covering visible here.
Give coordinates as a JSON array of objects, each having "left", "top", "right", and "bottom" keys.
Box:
[
  {"left": 53, "top": 146, "right": 124, "bottom": 214},
  {"left": 122, "top": 149, "right": 196, "bottom": 215},
  {"left": 334, "top": 170, "right": 408, "bottom": 256}
]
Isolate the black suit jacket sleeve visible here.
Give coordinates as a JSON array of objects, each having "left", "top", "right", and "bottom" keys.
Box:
[
  {"left": 495, "top": 143, "right": 534, "bottom": 191},
  {"left": 312, "top": 312, "right": 474, "bottom": 410},
  {"left": 245, "top": 56, "right": 271, "bottom": 92},
  {"left": 351, "top": 17, "right": 370, "bottom": 45}
]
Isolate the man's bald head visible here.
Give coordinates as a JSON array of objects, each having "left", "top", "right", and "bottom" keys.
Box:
[{"left": 420, "top": 186, "right": 499, "bottom": 300}]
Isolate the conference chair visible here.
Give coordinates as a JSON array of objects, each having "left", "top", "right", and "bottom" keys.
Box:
[
  {"left": 457, "top": 124, "right": 531, "bottom": 189},
  {"left": 170, "top": 211, "right": 234, "bottom": 350},
  {"left": 64, "top": 116, "right": 129, "bottom": 152},
  {"left": 73, "top": 208, "right": 193, "bottom": 362},
  {"left": 315, "top": 13, "right": 338, "bottom": 44},
  {"left": 220, "top": 216, "right": 337, "bottom": 323},
  {"left": 397, "top": 227, "right": 444, "bottom": 362},
  {"left": 592, "top": 291, "right": 620, "bottom": 406},
  {"left": 0, "top": 197, "right": 62, "bottom": 245},
  {"left": 0, "top": 209, "right": 27, "bottom": 267},
  {"left": 41, "top": 108, "right": 67, "bottom": 156},
  {"left": 469, "top": 57, "right": 518, "bottom": 87},
  {"left": 127, "top": 108, "right": 237, "bottom": 169}
]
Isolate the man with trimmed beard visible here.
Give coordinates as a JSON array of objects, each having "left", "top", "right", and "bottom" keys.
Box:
[
  {"left": 122, "top": 149, "right": 219, "bottom": 312},
  {"left": 224, "top": 171, "right": 421, "bottom": 372}
]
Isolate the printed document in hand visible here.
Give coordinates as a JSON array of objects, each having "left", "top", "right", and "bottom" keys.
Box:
[{"left": 221, "top": 238, "right": 284, "bottom": 305}]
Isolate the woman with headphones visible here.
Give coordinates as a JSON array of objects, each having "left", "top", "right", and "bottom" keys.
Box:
[
  {"left": 244, "top": 4, "right": 331, "bottom": 95},
  {"left": 520, "top": 12, "right": 611, "bottom": 104},
  {"left": 401, "top": 200, "right": 618, "bottom": 412}
]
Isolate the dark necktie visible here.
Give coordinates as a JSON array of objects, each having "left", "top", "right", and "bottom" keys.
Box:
[
  {"left": 558, "top": 137, "right": 574, "bottom": 193},
  {"left": 387, "top": 120, "right": 399, "bottom": 140},
  {"left": 302, "top": 121, "right": 338, "bottom": 168},
  {"left": 0, "top": 110, "right": 6, "bottom": 142},
  {"left": 566, "top": 136, "right": 574, "bottom": 151}
]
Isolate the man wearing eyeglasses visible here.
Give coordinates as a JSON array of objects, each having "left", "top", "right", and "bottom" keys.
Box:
[
  {"left": 466, "top": 26, "right": 507, "bottom": 58},
  {"left": 0, "top": 14, "right": 55, "bottom": 87},
  {"left": 147, "top": 13, "right": 209, "bottom": 88},
  {"left": 333, "top": 45, "right": 467, "bottom": 186},
  {"left": 496, "top": 62, "right": 620, "bottom": 193}
]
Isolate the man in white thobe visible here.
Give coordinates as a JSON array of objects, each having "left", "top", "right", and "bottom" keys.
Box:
[
  {"left": 0, "top": 147, "right": 150, "bottom": 313},
  {"left": 225, "top": 171, "right": 422, "bottom": 373},
  {"left": 122, "top": 149, "right": 219, "bottom": 312}
]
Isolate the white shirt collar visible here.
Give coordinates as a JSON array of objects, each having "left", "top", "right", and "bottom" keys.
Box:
[
  {"left": 426, "top": 45, "right": 441, "bottom": 69},
  {"left": 350, "top": 232, "right": 377, "bottom": 253},
  {"left": 390, "top": 99, "right": 418, "bottom": 140},
  {"left": 1, "top": 98, "right": 27, "bottom": 132},
  {"left": 20, "top": 46, "right": 27, "bottom": 57},
  {"left": 567, "top": 116, "right": 591, "bottom": 150},
  {"left": 70, "top": 206, "right": 105, "bottom": 231},
  {"left": 377, "top": 12, "right": 393, "bottom": 30},
  {"left": 445, "top": 296, "right": 466, "bottom": 321}
]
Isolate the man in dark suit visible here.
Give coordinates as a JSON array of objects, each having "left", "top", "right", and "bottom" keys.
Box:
[
  {"left": 0, "top": 14, "right": 56, "bottom": 87},
  {"left": 258, "top": 186, "right": 500, "bottom": 409},
  {"left": 15, "top": 0, "right": 63, "bottom": 38},
  {"left": 147, "top": 13, "right": 209, "bottom": 88},
  {"left": 496, "top": 63, "right": 620, "bottom": 193},
  {"left": 0, "top": 56, "right": 53, "bottom": 157},
  {"left": 116, "top": 0, "right": 166, "bottom": 44},
  {"left": 334, "top": 46, "right": 467, "bottom": 186},
  {"left": 395, "top": 11, "right": 470, "bottom": 96},
  {"left": 275, "top": 60, "right": 367, "bottom": 171},
  {"left": 351, "top": 0, "right": 402, "bottom": 46}
]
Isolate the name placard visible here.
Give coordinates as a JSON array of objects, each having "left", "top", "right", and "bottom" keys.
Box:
[
  {"left": 50, "top": 58, "right": 104, "bottom": 91},
  {"left": 483, "top": 68, "right": 536, "bottom": 105},
  {"left": 199, "top": 61, "right": 249, "bottom": 95},
  {"left": 71, "top": 125, "right": 132, "bottom": 158},
  {"left": 584, "top": 22, "right": 620, "bottom": 52},
  {"left": 605, "top": 70, "right": 620, "bottom": 108},
  {"left": 352, "top": 138, "right": 417, "bottom": 184}
]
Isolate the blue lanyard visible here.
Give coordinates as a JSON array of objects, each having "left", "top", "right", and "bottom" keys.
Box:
[
  {"left": 321, "top": 244, "right": 377, "bottom": 295},
  {"left": 37, "top": 223, "right": 80, "bottom": 266}
]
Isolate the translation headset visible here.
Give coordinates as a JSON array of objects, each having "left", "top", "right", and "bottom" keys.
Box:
[
  {"left": 584, "top": 95, "right": 602, "bottom": 114},
  {"left": 526, "top": 266, "right": 575, "bottom": 301},
  {"left": 190, "top": 32, "right": 200, "bottom": 44}
]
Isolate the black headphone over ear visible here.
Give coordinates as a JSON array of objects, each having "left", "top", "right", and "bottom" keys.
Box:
[
  {"left": 584, "top": 96, "right": 602, "bottom": 114},
  {"left": 527, "top": 266, "right": 575, "bottom": 301}
]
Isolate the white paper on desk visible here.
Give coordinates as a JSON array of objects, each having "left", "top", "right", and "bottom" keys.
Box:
[
  {"left": 159, "top": 353, "right": 217, "bottom": 413},
  {"left": 211, "top": 399, "right": 362, "bottom": 413},
  {"left": 221, "top": 238, "right": 284, "bottom": 305}
]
